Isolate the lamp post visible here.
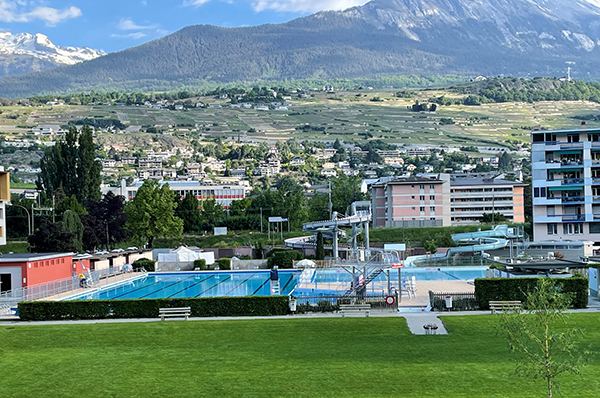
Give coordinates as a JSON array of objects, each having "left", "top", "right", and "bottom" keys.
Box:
[{"left": 7, "top": 202, "right": 31, "bottom": 236}]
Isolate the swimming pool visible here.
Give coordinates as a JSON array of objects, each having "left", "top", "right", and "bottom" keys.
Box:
[
  {"left": 311, "top": 266, "right": 488, "bottom": 283},
  {"left": 67, "top": 270, "right": 300, "bottom": 300}
]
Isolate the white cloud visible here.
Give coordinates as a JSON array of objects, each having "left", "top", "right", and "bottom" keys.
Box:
[
  {"left": 183, "top": 0, "right": 212, "bottom": 7},
  {"left": 111, "top": 32, "right": 147, "bottom": 39},
  {"left": 0, "top": 1, "right": 81, "bottom": 26},
  {"left": 251, "top": 0, "right": 369, "bottom": 13},
  {"left": 117, "top": 17, "right": 158, "bottom": 31}
]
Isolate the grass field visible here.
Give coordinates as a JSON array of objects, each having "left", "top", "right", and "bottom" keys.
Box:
[{"left": 1, "top": 314, "right": 598, "bottom": 397}]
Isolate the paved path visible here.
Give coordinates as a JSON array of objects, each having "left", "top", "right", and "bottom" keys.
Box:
[{"left": 401, "top": 313, "right": 448, "bottom": 335}]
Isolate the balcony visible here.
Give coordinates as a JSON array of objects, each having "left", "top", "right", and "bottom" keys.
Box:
[
  {"left": 560, "top": 142, "right": 584, "bottom": 150},
  {"left": 561, "top": 178, "right": 584, "bottom": 185},
  {"left": 561, "top": 196, "right": 585, "bottom": 203}
]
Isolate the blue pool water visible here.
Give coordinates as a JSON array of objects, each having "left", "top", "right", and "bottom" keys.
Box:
[
  {"left": 67, "top": 270, "right": 300, "bottom": 300},
  {"left": 311, "top": 266, "right": 487, "bottom": 284}
]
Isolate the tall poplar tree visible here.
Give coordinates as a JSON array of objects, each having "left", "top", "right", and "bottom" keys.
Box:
[{"left": 37, "top": 125, "right": 101, "bottom": 203}]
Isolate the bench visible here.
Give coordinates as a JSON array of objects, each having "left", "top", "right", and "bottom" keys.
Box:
[
  {"left": 339, "top": 304, "right": 371, "bottom": 317},
  {"left": 159, "top": 307, "right": 191, "bottom": 321},
  {"left": 489, "top": 301, "right": 521, "bottom": 314}
]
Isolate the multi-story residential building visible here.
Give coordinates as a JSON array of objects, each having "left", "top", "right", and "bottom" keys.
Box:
[
  {"left": 531, "top": 124, "right": 600, "bottom": 241},
  {"left": 451, "top": 177, "right": 526, "bottom": 225},
  {"left": 122, "top": 180, "right": 250, "bottom": 209},
  {"left": 370, "top": 174, "right": 451, "bottom": 228},
  {"left": 139, "top": 159, "right": 163, "bottom": 168},
  {"left": 369, "top": 174, "right": 525, "bottom": 227}
]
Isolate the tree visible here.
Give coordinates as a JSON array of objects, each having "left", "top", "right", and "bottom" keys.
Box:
[
  {"left": 37, "top": 125, "right": 101, "bottom": 203},
  {"left": 125, "top": 180, "right": 183, "bottom": 248},
  {"left": 316, "top": 232, "right": 325, "bottom": 260},
  {"left": 499, "top": 151, "right": 512, "bottom": 170},
  {"left": 83, "top": 192, "right": 131, "bottom": 251},
  {"left": 331, "top": 175, "right": 363, "bottom": 215},
  {"left": 63, "top": 210, "right": 84, "bottom": 253},
  {"left": 28, "top": 219, "right": 77, "bottom": 253},
  {"left": 201, "top": 198, "right": 226, "bottom": 230},
  {"left": 423, "top": 239, "right": 437, "bottom": 254},
  {"left": 481, "top": 212, "right": 507, "bottom": 223},
  {"left": 176, "top": 192, "right": 202, "bottom": 232},
  {"left": 499, "top": 278, "right": 590, "bottom": 398}
]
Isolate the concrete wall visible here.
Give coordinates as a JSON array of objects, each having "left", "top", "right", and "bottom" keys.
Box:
[{"left": 231, "top": 259, "right": 268, "bottom": 270}]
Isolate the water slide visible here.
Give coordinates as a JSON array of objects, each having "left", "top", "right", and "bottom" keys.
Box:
[
  {"left": 403, "top": 225, "right": 521, "bottom": 266},
  {"left": 285, "top": 201, "right": 372, "bottom": 257}
]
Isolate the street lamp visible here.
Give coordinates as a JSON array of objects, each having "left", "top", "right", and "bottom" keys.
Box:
[{"left": 6, "top": 202, "right": 31, "bottom": 236}]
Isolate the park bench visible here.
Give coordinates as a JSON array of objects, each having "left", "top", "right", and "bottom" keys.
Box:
[
  {"left": 339, "top": 304, "right": 371, "bottom": 317},
  {"left": 489, "top": 301, "right": 521, "bottom": 314},
  {"left": 159, "top": 307, "right": 191, "bottom": 321}
]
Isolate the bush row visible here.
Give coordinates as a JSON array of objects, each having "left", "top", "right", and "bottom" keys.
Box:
[
  {"left": 474, "top": 275, "right": 588, "bottom": 310},
  {"left": 267, "top": 249, "right": 304, "bottom": 269},
  {"left": 18, "top": 296, "right": 290, "bottom": 321}
]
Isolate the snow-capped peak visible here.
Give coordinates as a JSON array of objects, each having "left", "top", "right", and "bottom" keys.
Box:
[{"left": 0, "top": 31, "right": 105, "bottom": 65}]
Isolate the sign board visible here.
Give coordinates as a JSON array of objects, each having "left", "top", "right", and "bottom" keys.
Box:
[
  {"left": 268, "top": 217, "right": 289, "bottom": 223},
  {"left": 214, "top": 227, "right": 227, "bottom": 236},
  {"left": 384, "top": 244, "right": 406, "bottom": 251},
  {"left": 391, "top": 263, "right": 404, "bottom": 269}
]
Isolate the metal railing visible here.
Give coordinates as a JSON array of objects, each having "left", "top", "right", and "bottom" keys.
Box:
[
  {"left": 0, "top": 268, "right": 145, "bottom": 306},
  {"left": 428, "top": 291, "right": 479, "bottom": 311}
]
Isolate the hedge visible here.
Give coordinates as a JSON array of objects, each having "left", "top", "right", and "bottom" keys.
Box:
[
  {"left": 267, "top": 249, "right": 304, "bottom": 269},
  {"left": 18, "top": 296, "right": 290, "bottom": 321},
  {"left": 217, "top": 258, "right": 231, "bottom": 270},
  {"left": 474, "top": 275, "right": 588, "bottom": 310},
  {"left": 132, "top": 258, "right": 155, "bottom": 272}
]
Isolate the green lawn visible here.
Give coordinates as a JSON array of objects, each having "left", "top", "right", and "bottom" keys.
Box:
[{"left": 1, "top": 314, "right": 599, "bottom": 397}]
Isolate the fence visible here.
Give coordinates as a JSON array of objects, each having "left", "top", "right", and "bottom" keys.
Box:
[
  {"left": 428, "top": 291, "right": 479, "bottom": 311},
  {"left": 292, "top": 293, "right": 399, "bottom": 312},
  {"left": 0, "top": 267, "right": 145, "bottom": 306}
]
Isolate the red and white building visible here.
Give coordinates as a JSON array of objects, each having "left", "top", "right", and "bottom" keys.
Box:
[{"left": 0, "top": 253, "right": 82, "bottom": 292}]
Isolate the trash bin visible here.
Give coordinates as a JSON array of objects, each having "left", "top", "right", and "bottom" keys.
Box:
[
  {"left": 444, "top": 295, "right": 453, "bottom": 309},
  {"left": 289, "top": 299, "right": 297, "bottom": 312}
]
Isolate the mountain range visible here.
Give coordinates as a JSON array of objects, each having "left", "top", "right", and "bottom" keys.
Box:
[
  {"left": 1, "top": 0, "right": 600, "bottom": 98},
  {"left": 0, "top": 31, "right": 105, "bottom": 79}
]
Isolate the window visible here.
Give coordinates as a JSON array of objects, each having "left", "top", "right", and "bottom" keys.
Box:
[
  {"left": 541, "top": 187, "right": 546, "bottom": 197},
  {"left": 547, "top": 206, "right": 555, "bottom": 216},
  {"left": 430, "top": 206, "right": 436, "bottom": 213},
  {"left": 411, "top": 207, "right": 415, "bottom": 210},
  {"left": 590, "top": 223, "right": 600, "bottom": 234},
  {"left": 430, "top": 184, "right": 435, "bottom": 190},
  {"left": 420, "top": 207, "right": 425, "bottom": 211},
  {"left": 430, "top": 195, "right": 435, "bottom": 200},
  {"left": 563, "top": 223, "right": 583, "bottom": 235},
  {"left": 420, "top": 196, "right": 425, "bottom": 200},
  {"left": 411, "top": 196, "right": 415, "bottom": 199},
  {"left": 534, "top": 188, "right": 539, "bottom": 197},
  {"left": 419, "top": 184, "right": 424, "bottom": 189},
  {"left": 547, "top": 224, "right": 557, "bottom": 235}
]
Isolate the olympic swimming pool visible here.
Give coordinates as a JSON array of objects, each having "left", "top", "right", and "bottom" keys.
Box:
[
  {"left": 67, "top": 270, "right": 300, "bottom": 300},
  {"left": 65, "top": 267, "right": 487, "bottom": 301}
]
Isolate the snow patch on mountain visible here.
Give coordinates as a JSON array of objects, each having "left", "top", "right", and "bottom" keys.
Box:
[{"left": 0, "top": 31, "right": 105, "bottom": 65}]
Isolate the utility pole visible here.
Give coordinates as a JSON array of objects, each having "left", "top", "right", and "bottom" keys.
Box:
[{"left": 328, "top": 180, "right": 333, "bottom": 219}]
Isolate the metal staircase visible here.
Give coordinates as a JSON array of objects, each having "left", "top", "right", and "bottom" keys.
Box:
[{"left": 341, "top": 267, "right": 385, "bottom": 297}]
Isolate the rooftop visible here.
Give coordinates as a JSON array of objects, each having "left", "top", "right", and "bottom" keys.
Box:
[{"left": 0, "top": 252, "right": 73, "bottom": 263}]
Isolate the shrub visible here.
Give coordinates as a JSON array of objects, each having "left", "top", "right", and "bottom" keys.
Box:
[
  {"left": 18, "top": 296, "right": 290, "bottom": 321},
  {"left": 132, "top": 258, "right": 155, "bottom": 272},
  {"left": 267, "top": 249, "right": 304, "bottom": 269},
  {"left": 193, "top": 259, "right": 207, "bottom": 270},
  {"left": 217, "top": 258, "right": 231, "bottom": 270},
  {"left": 474, "top": 276, "right": 588, "bottom": 310}
]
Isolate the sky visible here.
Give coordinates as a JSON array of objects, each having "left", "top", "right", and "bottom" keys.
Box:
[{"left": 0, "top": 0, "right": 371, "bottom": 53}]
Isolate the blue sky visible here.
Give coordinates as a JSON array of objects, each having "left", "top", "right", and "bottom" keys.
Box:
[{"left": 0, "top": 0, "right": 370, "bottom": 53}]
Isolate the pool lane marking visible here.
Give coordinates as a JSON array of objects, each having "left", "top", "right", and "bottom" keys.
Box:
[
  {"left": 252, "top": 277, "right": 271, "bottom": 296},
  {"left": 194, "top": 275, "right": 232, "bottom": 298},
  {"left": 223, "top": 274, "right": 255, "bottom": 296},
  {"left": 280, "top": 274, "right": 295, "bottom": 294},
  {"left": 165, "top": 274, "right": 216, "bottom": 298},
  {"left": 102, "top": 275, "right": 183, "bottom": 299}
]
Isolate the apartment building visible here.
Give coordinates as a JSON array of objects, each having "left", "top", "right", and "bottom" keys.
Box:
[
  {"left": 369, "top": 174, "right": 525, "bottom": 228},
  {"left": 451, "top": 177, "right": 526, "bottom": 225},
  {"left": 531, "top": 124, "right": 600, "bottom": 241},
  {"left": 370, "top": 174, "right": 451, "bottom": 228}
]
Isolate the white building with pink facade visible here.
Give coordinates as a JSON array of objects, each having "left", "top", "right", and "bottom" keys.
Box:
[{"left": 370, "top": 174, "right": 451, "bottom": 228}]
